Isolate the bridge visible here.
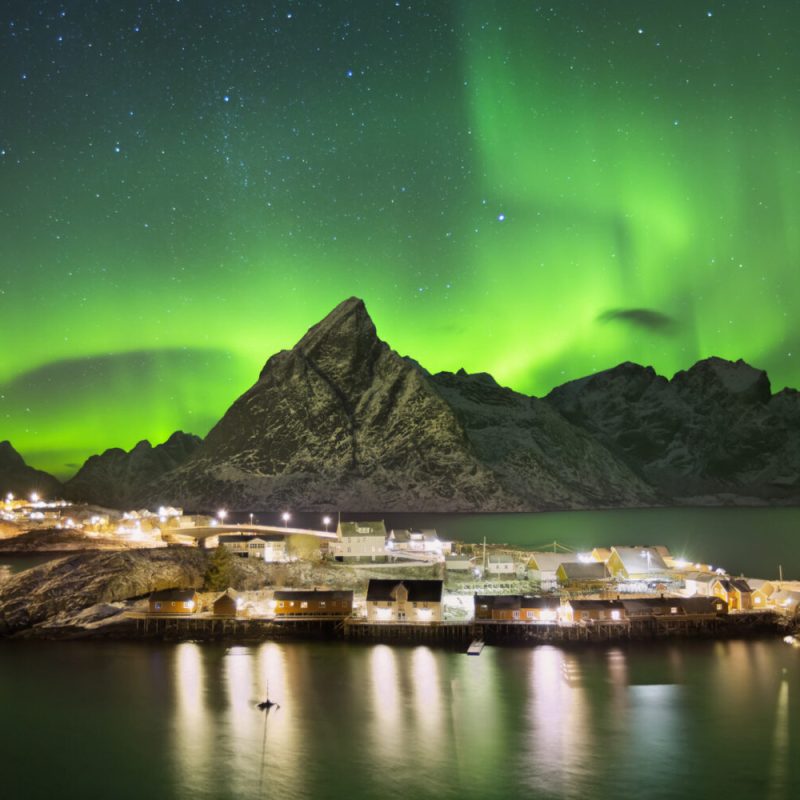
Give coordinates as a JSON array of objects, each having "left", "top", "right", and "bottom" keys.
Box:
[{"left": 170, "top": 523, "right": 338, "bottom": 543}]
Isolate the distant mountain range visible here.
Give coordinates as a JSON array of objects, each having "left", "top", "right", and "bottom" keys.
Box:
[{"left": 3, "top": 297, "right": 798, "bottom": 511}]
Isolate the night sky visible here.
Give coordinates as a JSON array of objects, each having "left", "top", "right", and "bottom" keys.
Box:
[{"left": 1, "top": 1, "right": 798, "bottom": 476}]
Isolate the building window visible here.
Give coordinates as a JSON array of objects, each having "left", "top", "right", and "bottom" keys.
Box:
[
  {"left": 154, "top": 602, "right": 161, "bottom": 611},
  {"left": 320, "top": 601, "right": 326, "bottom": 608},
  {"left": 754, "top": 596, "right": 762, "bottom": 605},
  {"left": 301, "top": 601, "right": 308, "bottom": 609},
  {"left": 277, "top": 601, "right": 284, "bottom": 608},
  {"left": 670, "top": 607, "right": 678, "bottom": 614},
  {"left": 611, "top": 610, "right": 621, "bottom": 621}
]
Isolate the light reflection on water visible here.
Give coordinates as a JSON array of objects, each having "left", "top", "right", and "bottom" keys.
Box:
[{"left": 0, "top": 639, "right": 798, "bottom": 800}]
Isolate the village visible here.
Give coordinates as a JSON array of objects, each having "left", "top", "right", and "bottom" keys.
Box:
[{"left": 3, "top": 490, "right": 799, "bottom": 646}]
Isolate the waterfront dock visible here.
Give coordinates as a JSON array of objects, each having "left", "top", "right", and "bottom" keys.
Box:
[{"left": 125, "top": 610, "right": 786, "bottom": 645}]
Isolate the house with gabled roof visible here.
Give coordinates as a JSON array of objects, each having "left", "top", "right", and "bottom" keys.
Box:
[
  {"left": 746, "top": 578, "right": 777, "bottom": 610},
  {"left": 556, "top": 561, "right": 610, "bottom": 591},
  {"left": 486, "top": 553, "right": 516, "bottom": 576},
  {"left": 527, "top": 552, "right": 579, "bottom": 585},
  {"left": 366, "top": 579, "right": 443, "bottom": 623},
  {"left": 712, "top": 578, "right": 753, "bottom": 611},
  {"left": 474, "top": 595, "right": 560, "bottom": 622},
  {"left": 213, "top": 588, "right": 243, "bottom": 617},
  {"left": 333, "top": 520, "right": 387, "bottom": 563},
  {"left": 606, "top": 546, "right": 669, "bottom": 581},
  {"left": 684, "top": 571, "right": 719, "bottom": 597},
  {"left": 679, "top": 596, "right": 728, "bottom": 617}
]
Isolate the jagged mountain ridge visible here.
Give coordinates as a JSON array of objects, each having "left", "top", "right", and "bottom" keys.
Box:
[
  {"left": 545, "top": 358, "right": 800, "bottom": 499},
  {"left": 149, "top": 298, "right": 659, "bottom": 511},
  {"left": 63, "top": 431, "right": 201, "bottom": 507},
  {"left": 0, "top": 441, "right": 63, "bottom": 499},
  {"left": 7, "top": 299, "right": 798, "bottom": 511}
]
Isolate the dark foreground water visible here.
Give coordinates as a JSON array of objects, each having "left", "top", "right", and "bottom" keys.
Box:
[{"left": 0, "top": 638, "right": 797, "bottom": 800}]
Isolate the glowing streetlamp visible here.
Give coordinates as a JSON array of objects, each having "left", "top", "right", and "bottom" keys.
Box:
[
  {"left": 218, "top": 509, "right": 228, "bottom": 524},
  {"left": 282, "top": 512, "right": 290, "bottom": 528},
  {"left": 322, "top": 515, "right": 331, "bottom": 532},
  {"left": 249, "top": 513, "right": 254, "bottom": 527},
  {"left": 30, "top": 492, "right": 40, "bottom": 503}
]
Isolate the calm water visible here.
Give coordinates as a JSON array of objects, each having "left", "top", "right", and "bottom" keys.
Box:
[
  {"left": 0, "top": 638, "right": 797, "bottom": 800},
  {"left": 229, "top": 507, "right": 800, "bottom": 580}
]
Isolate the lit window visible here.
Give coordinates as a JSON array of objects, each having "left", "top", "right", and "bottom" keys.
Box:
[
  {"left": 670, "top": 607, "right": 678, "bottom": 614},
  {"left": 301, "top": 601, "right": 308, "bottom": 609},
  {"left": 611, "top": 610, "right": 621, "bottom": 621},
  {"left": 154, "top": 602, "right": 161, "bottom": 611},
  {"left": 320, "top": 601, "right": 326, "bottom": 608},
  {"left": 754, "top": 597, "right": 762, "bottom": 604}
]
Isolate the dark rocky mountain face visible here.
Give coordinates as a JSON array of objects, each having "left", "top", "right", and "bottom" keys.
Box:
[
  {"left": 153, "top": 298, "right": 659, "bottom": 511},
  {"left": 0, "top": 441, "right": 62, "bottom": 499},
  {"left": 545, "top": 357, "right": 800, "bottom": 500},
  {"left": 61, "top": 298, "right": 797, "bottom": 512},
  {"left": 64, "top": 431, "right": 201, "bottom": 507}
]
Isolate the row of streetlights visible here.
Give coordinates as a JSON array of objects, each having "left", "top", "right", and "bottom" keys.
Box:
[{"left": 215, "top": 510, "right": 334, "bottom": 531}]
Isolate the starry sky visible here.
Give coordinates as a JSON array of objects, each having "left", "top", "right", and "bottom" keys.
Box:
[{"left": 1, "top": 1, "right": 798, "bottom": 477}]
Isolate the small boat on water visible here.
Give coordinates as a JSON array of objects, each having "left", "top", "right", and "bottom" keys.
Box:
[
  {"left": 258, "top": 698, "right": 280, "bottom": 710},
  {"left": 783, "top": 635, "right": 800, "bottom": 648},
  {"left": 467, "top": 639, "right": 484, "bottom": 656}
]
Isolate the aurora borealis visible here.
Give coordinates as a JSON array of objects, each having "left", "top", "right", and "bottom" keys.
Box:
[{"left": 1, "top": 2, "right": 798, "bottom": 477}]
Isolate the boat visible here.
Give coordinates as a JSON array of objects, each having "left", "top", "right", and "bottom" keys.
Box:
[
  {"left": 467, "top": 639, "right": 484, "bottom": 656},
  {"left": 258, "top": 699, "right": 280, "bottom": 710},
  {"left": 782, "top": 635, "right": 800, "bottom": 648}
]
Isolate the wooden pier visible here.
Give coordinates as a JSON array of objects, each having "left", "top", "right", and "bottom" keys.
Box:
[{"left": 122, "top": 611, "right": 782, "bottom": 646}]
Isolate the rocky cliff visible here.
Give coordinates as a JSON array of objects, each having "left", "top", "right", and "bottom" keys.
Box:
[
  {"left": 545, "top": 358, "right": 800, "bottom": 500},
  {"left": 150, "top": 298, "right": 658, "bottom": 511},
  {"left": 0, "top": 441, "right": 62, "bottom": 499},
  {"left": 64, "top": 431, "right": 201, "bottom": 507}
]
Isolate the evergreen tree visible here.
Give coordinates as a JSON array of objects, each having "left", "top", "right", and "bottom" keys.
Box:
[{"left": 205, "top": 545, "right": 234, "bottom": 591}]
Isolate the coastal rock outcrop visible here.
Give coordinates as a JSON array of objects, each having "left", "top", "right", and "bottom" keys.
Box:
[
  {"left": 0, "top": 547, "right": 207, "bottom": 634},
  {"left": 0, "top": 441, "right": 62, "bottom": 499},
  {"left": 150, "top": 298, "right": 657, "bottom": 511},
  {"left": 64, "top": 431, "right": 201, "bottom": 507}
]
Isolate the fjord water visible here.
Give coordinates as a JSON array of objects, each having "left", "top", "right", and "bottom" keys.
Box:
[
  {"left": 0, "top": 639, "right": 797, "bottom": 800},
  {"left": 240, "top": 507, "right": 800, "bottom": 579}
]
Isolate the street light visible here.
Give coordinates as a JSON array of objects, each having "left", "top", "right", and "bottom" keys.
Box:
[
  {"left": 30, "top": 492, "right": 40, "bottom": 503},
  {"left": 282, "top": 512, "right": 290, "bottom": 528},
  {"left": 322, "top": 515, "right": 331, "bottom": 532},
  {"left": 218, "top": 509, "right": 228, "bottom": 524},
  {"left": 249, "top": 513, "right": 254, "bottom": 527}
]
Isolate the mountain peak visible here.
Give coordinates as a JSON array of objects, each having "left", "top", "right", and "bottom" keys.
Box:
[
  {"left": 296, "top": 296, "right": 375, "bottom": 351},
  {"left": 673, "top": 356, "right": 771, "bottom": 403}
]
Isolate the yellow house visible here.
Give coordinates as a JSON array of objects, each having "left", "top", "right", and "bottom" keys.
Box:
[{"left": 606, "top": 546, "right": 669, "bottom": 581}]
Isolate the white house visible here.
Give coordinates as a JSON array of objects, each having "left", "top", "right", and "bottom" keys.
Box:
[
  {"left": 487, "top": 553, "right": 516, "bottom": 576},
  {"left": 365, "top": 579, "right": 443, "bottom": 623},
  {"left": 444, "top": 554, "right": 473, "bottom": 572},
  {"left": 388, "top": 528, "right": 452, "bottom": 555},
  {"left": 527, "top": 552, "right": 579, "bottom": 585},
  {"left": 219, "top": 534, "right": 287, "bottom": 562},
  {"left": 333, "top": 520, "right": 387, "bottom": 563},
  {"left": 684, "top": 571, "right": 719, "bottom": 597}
]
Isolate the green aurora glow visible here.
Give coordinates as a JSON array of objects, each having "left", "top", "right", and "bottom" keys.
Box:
[{"left": 0, "top": 2, "right": 798, "bottom": 476}]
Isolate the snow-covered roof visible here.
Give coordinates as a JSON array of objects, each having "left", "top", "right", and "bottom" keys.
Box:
[
  {"left": 528, "top": 552, "right": 578, "bottom": 572},
  {"left": 611, "top": 546, "right": 669, "bottom": 575}
]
